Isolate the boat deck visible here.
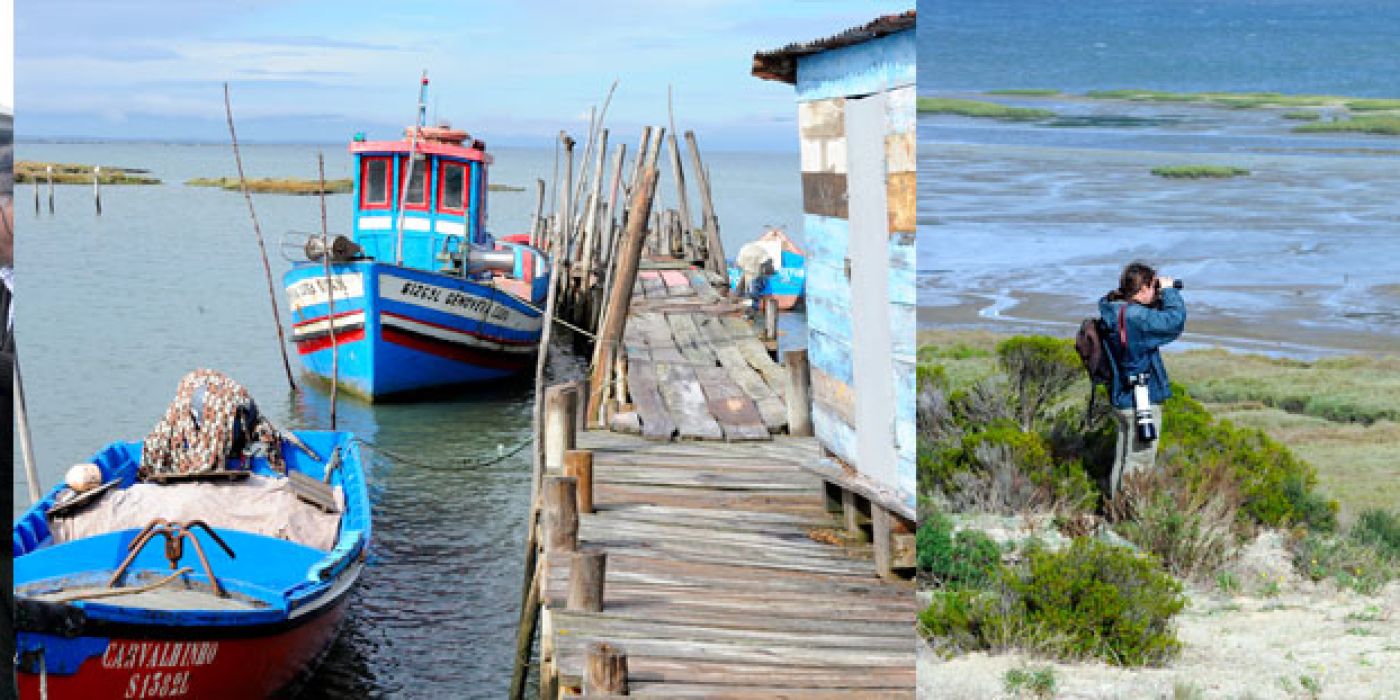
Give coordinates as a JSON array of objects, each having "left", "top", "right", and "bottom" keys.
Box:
[{"left": 536, "top": 430, "right": 916, "bottom": 697}]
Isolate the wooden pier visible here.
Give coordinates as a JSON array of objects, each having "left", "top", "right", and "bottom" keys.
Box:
[{"left": 511, "top": 116, "right": 915, "bottom": 698}]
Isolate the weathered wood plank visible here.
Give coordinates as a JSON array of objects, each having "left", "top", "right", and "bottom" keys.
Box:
[
  {"left": 626, "top": 362, "right": 678, "bottom": 441},
  {"left": 665, "top": 313, "right": 718, "bottom": 367},
  {"left": 653, "top": 363, "right": 725, "bottom": 441},
  {"left": 659, "top": 270, "right": 695, "bottom": 296},
  {"left": 694, "top": 366, "right": 771, "bottom": 441},
  {"left": 686, "top": 269, "right": 722, "bottom": 302}
]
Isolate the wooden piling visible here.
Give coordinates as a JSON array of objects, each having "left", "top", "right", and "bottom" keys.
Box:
[
  {"left": 784, "top": 349, "right": 813, "bottom": 437},
  {"left": 763, "top": 296, "right": 780, "bottom": 342},
  {"left": 684, "top": 130, "right": 726, "bottom": 283},
  {"left": 530, "top": 178, "right": 546, "bottom": 249},
  {"left": 585, "top": 642, "right": 628, "bottom": 696},
  {"left": 586, "top": 166, "right": 661, "bottom": 422},
  {"left": 93, "top": 166, "right": 102, "bottom": 215},
  {"left": 544, "top": 384, "right": 578, "bottom": 470},
  {"left": 543, "top": 476, "right": 579, "bottom": 552},
  {"left": 567, "top": 551, "right": 607, "bottom": 613},
  {"left": 33, "top": 177, "right": 40, "bottom": 214},
  {"left": 46, "top": 165, "right": 54, "bottom": 214},
  {"left": 563, "top": 449, "right": 594, "bottom": 514}
]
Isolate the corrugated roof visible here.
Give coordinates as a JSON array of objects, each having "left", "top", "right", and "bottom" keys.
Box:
[{"left": 752, "top": 11, "right": 915, "bottom": 84}]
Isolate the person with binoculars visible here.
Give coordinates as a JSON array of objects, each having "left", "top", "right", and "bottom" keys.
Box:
[{"left": 1099, "top": 261, "right": 1186, "bottom": 498}]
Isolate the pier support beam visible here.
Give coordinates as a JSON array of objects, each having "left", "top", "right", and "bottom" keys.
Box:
[
  {"left": 586, "top": 642, "right": 629, "bottom": 696},
  {"left": 563, "top": 449, "right": 595, "bottom": 514},
  {"left": 568, "top": 551, "right": 607, "bottom": 613},
  {"left": 544, "top": 385, "right": 578, "bottom": 471},
  {"left": 784, "top": 349, "right": 812, "bottom": 437},
  {"left": 762, "top": 297, "right": 779, "bottom": 344},
  {"left": 543, "top": 476, "right": 579, "bottom": 553}
]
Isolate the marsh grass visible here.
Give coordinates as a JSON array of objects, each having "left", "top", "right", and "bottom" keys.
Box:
[
  {"left": 1282, "top": 111, "right": 1323, "bottom": 121},
  {"left": 185, "top": 177, "right": 353, "bottom": 195},
  {"left": 1151, "top": 165, "right": 1251, "bottom": 179},
  {"left": 16, "top": 160, "right": 160, "bottom": 185},
  {"left": 1293, "top": 115, "right": 1400, "bottom": 136},
  {"left": 917, "top": 97, "right": 1055, "bottom": 121},
  {"left": 986, "top": 89, "right": 1062, "bottom": 96}
]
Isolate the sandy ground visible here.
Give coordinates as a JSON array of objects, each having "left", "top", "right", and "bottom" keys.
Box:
[{"left": 918, "top": 533, "right": 1400, "bottom": 699}]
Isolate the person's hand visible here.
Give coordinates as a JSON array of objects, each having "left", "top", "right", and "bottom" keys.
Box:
[{"left": 1157, "top": 276, "right": 1175, "bottom": 290}]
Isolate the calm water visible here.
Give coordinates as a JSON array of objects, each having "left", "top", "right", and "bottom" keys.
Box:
[
  {"left": 12, "top": 139, "right": 801, "bottom": 697},
  {"left": 917, "top": 0, "right": 1400, "bottom": 357}
]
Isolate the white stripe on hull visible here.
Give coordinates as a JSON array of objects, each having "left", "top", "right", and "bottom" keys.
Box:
[
  {"left": 292, "top": 311, "right": 367, "bottom": 339},
  {"left": 381, "top": 313, "right": 535, "bottom": 354}
]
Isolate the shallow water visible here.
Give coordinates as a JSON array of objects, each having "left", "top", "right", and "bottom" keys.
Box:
[
  {"left": 917, "top": 102, "right": 1400, "bottom": 357},
  {"left": 12, "top": 139, "right": 802, "bottom": 697}
]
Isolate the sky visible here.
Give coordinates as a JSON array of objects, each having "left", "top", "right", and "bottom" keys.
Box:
[{"left": 15, "top": 0, "right": 910, "bottom": 150}]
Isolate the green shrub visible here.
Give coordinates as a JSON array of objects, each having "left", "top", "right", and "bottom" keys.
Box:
[
  {"left": 1352, "top": 509, "right": 1400, "bottom": 560},
  {"left": 1004, "top": 665, "right": 1058, "bottom": 698},
  {"left": 1160, "top": 385, "right": 1336, "bottom": 531},
  {"left": 920, "top": 538, "right": 1186, "bottom": 666},
  {"left": 1108, "top": 461, "right": 1240, "bottom": 581},
  {"left": 1011, "top": 539, "right": 1185, "bottom": 665},
  {"left": 997, "top": 336, "right": 1083, "bottom": 431},
  {"left": 917, "top": 512, "right": 1002, "bottom": 589},
  {"left": 1295, "top": 509, "right": 1400, "bottom": 594}
]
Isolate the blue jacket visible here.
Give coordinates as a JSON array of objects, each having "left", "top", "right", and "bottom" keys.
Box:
[{"left": 1099, "top": 287, "right": 1186, "bottom": 409}]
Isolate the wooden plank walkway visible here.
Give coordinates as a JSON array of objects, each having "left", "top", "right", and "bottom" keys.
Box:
[
  {"left": 538, "top": 430, "right": 917, "bottom": 698},
  {"left": 618, "top": 261, "right": 788, "bottom": 441}
]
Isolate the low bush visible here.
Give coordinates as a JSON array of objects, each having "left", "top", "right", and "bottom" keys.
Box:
[
  {"left": 920, "top": 537, "right": 1186, "bottom": 666},
  {"left": 1160, "top": 386, "right": 1336, "bottom": 531},
  {"left": 997, "top": 336, "right": 1082, "bottom": 432},
  {"left": 1107, "top": 461, "right": 1240, "bottom": 581},
  {"left": 916, "top": 512, "right": 1002, "bottom": 589},
  {"left": 1294, "top": 508, "right": 1400, "bottom": 594}
]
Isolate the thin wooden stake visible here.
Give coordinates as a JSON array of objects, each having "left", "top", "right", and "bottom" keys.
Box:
[
  {"left": 15, "top": 357, "right": 41, "bottom": 504},
  {"left": 224, "top": 83, "right": 297, "bottom": 392},
  {"left": 685, "top": 130, "right": 727, "bottom": 282},
  {"left": 317, "top": 152, "right": 337, "bottom": 429},
  {"left": 46, "top": 166, "right": 54, "bottom": 214},
  {"left": 93, "top": 166, "right": 102, "bottom": 216}
]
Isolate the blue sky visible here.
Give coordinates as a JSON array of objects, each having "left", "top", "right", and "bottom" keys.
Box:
[{"left": 16, "top": 0, "right": 910, "bottom": 150}]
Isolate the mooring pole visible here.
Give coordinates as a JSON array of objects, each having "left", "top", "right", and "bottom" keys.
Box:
[
  {"left": 586, "top": 165, "right": 661, "bottom": 422},
  {"left": 93, "top": 166, "right": 102, "bottom": 216},
  {"left": 224, "top": 83, "right": 298, "bottom": 393},
  {"left": 317, "top": 152, "right": 337, "bottom": 429},
  {"left": 685, "top": 130, "right": 727, "bottom": 283},
  {"left": 46, "top": 165, "right": 54, "bottom": 214},
  {"left": 16, "top": 358, "right": 42, "bottom": 504}
]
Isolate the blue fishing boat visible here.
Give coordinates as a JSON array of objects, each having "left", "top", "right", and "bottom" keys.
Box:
[
  {"left": 728, "top": 226, "right": 806, "bottom": 310},
  {"left": 13, "top": 430, "right": 369, "bottom": 699},
  {"left": 284, "top": 76, "right": 550, "bottom": 399}
]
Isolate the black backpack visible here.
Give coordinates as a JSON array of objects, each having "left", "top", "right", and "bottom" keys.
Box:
[{"left": 1075, "top": 317, "right": 1114, "bottom": 386}]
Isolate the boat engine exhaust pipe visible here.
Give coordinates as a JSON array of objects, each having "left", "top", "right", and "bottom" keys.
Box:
[
  {"left": 306, "top": 234, "right": 363, "bottom": 262},
  {"left": 464, "top": 249, "right": 516, "bottom": 274}
]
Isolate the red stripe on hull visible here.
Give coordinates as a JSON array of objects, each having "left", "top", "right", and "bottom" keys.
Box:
[
  {"left": 294, "top": 327, "right": 366, "bottom": 355},
  {"left": 17, "top": 598, "right": 347, "bottom": 700},
  {"left": 381, "top": 326, "right": 532, "bottom": 370}
]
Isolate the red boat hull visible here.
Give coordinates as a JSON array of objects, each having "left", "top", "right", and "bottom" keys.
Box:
[{"left": 17, "top": 595, "right": 348, "bottom": 700}]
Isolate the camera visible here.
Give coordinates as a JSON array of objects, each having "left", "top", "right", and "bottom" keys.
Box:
[{"left": 1129, "top": 372, "right": 1157, "bottom": 442}]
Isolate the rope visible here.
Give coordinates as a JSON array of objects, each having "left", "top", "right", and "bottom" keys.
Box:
[
  {"left": 47, "top": 568, "right": 195, "bottom": 604},
  {"left": 352, "top": 434, "right": 533, "bottom": 470}
]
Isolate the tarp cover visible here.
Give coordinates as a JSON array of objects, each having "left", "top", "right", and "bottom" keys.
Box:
[{"left": 49, "top": 475, "right": 343, "bottom": 552}]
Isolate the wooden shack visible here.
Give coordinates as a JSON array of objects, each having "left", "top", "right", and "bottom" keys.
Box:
[{"left": 753, "top": 11, "right": 917, "bottom": 577}]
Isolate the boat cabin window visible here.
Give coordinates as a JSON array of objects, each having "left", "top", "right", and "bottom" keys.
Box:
[
  {"left": 360, "top": 157, "right": 391, "bottom": 209},
  {"left": 399, "top": 155, "right": 430, "bottom": 210},
  {"left": 439, "top": 161, "right": 467, "bottom": 213}
]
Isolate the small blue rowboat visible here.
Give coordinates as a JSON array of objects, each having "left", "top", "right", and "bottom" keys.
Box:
[
  {"left": 13, "top": 431, "right": 370, "bottom": 699},
  {"left": 284, "top": 76, "right": 550, "bottom": 400},
  {"left": 728, "top": 227, "right": 806, "bottom": 310}
]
